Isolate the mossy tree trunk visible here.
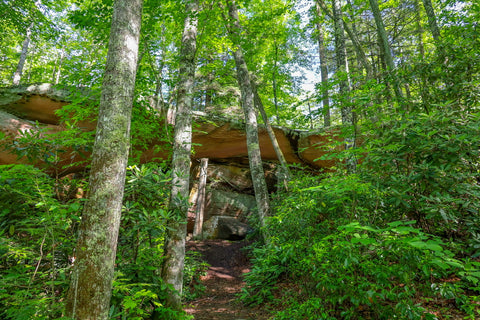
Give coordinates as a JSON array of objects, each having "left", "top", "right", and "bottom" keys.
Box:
[
  {"left": 64, "top": 0, "right": 143, "bottom": 319},
  {"left": 226, "top": 0, "right": 271, "bottom": 236},
  {"left": 161, "top": 0, "right": 199, "bottom": 311}
]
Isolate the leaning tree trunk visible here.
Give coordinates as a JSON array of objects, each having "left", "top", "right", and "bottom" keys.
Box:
[
  {"left": 332, "top": 0, "right": 350, "bottom": 124},
  {"left": 12, "top": 23, "right": 32, "bottom": 85},
  {"left": 160, "top": 0, "right": 199, "bottom": 311},
  {"left": 368, "top": 0, "right": 404, "bottom": 107},
  {"left": 421, "top": 0, "right": 442, "bottom": 46},
  {"left": 64, "top": 0, "right": 143, "bottom": 319},
  {"left": 226, "top": 0, "right": 270, "bottom": 236},
  {"left": 317, "top": 0, "right": 372, "bottom": 80},
  {"left": 252, "top": 85, "right": 291, "bottom": 187}
]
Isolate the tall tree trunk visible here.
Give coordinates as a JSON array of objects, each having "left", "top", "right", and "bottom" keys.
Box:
[
  {"left": 193, "top": 158, "right": 208, "bottom": 239},
  {"left": 317, "top": 0, "right": 372, "bottom": 79},
  {"left": 52, "top": 48, "right": 65, "bottom": 85},
  {"left": 332, "top": 0, "right": 350, "bottom": 123},
  {"left": 272, "top": 41, "right": 280, "bottom": 125},
  {"left": 332, "top": 0, "right": 356, "bottom": 171},
  {"left": 368, "top": 0, "right": 404, "bottom": 107},
  {"left": 12, "top": 23, "right": 32, "bottom": 85},
  {"left": 226, "top": 0, "right": 270, "bottom": 236},
  {"left": 315, "top": 1, "right": 330, "bottom": 127},
  {"left": 414, "top": 0, "right": 426, "bottom": 59},
  {"left": 252, "top": 84, "right": 291, "bottom": 186},
  {"left": 421, "top": 0, "right": 441, "bottom": 45},
  {"left": 161, "top": 0, "right": 199, "bottom": 311},
  {"left": 64, "top": 0, "right": 143, "bottom": 318}
]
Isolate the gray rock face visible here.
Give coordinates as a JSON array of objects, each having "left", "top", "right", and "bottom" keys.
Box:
[
  {"left": 202, "top": 216, "right": 252, "bottom": 240},
  {"left": 205, "top": 189, "right": 257, "bottom": 222}
]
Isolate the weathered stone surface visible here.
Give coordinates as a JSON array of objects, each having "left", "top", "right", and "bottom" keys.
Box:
[
  {"left": 202, "top": 216, "right": 252, "bottom": 240},
  {"left": 0, "top": 83, "right": 345, "bottom": 172},
  {"left": 205, "top": 189, "right": 257, "bottom": 222},
  {"left": 207, "top": 163, "right": 253, "bottom": 191}
]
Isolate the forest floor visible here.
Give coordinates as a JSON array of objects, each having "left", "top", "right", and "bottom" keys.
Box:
[
  {"left": 184, "top": 239, "right": 271, "bottom": 320},
  {"left": 183, "top": 239, "right": 477, "bottom": 320}
]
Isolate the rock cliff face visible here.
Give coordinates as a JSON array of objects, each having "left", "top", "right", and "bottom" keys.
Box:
[
  {"left": 0, "top": 83, "right": 342, "bottom": 172},
  {"left": 0, "top": 84, "right": 344, "bottom": 239}
]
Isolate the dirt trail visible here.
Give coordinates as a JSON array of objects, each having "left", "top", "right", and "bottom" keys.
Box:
[{"left": 185, "top": 239, "right": 270, "bottom": 320}]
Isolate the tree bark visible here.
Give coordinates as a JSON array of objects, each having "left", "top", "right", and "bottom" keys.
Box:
[
  {"left": 65, "top": 0, "right": 143, "bottom": 319},
  {"left": 315, "top": 1, "right": 331, "bottom": 127},
  {"left": 332, "top": 0, "right": 350, "bottom": 123},
  {"left": 252, "top": 84, "right": 291, "bottom": 186},
  {"left": 193, "top": 158, "right": 208, "bottom": 239},
  {"left": 226, "top": 0, "right": 271, "bottom": 236},
  {"left": 421, "top": 0, "right": 441, "bottom": 45},
  {"left": 332, "top": 0, "right": 356, "bottom": 172},
  {"left": 12, "top": 23, "right": 32, "bottom": 85},
  {"left": 272, "top": 41, "right": 280, "bottom": 125},
  {"left": 317, "top": 0, "right": 372, "bottom": 79},
  {"left": 368, "top": 0, "right": 404, "bottom": 107},
  {"left": 161, "top": 0, "right": 199, "bottom": 311}
]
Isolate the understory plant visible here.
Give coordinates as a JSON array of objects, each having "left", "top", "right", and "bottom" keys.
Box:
[
  {"left": 242, "top": 109, "right": 480, "bottom": 319},
  {"left": 0, "top": 163, "right": 208, "bottom": 320},
  {"left": 0, "top": 164, "right": 80, "bottom": 319}
]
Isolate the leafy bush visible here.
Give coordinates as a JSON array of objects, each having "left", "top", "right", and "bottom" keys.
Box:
[
  {"left": 361, "top": 110, "right": 480, "bottom": 255},
  {"left": 111, "top": 164, "right": 207, "bottom": 319},
  {"left": 242, "top": 158, "right": 480, "bottom": 319},
  {"left": 0, "top": 164, "right": 80, "bottom": 319}
]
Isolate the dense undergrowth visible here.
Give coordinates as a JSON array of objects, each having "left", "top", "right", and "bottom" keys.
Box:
[
  {"left": 0, "top": 163, "right": 204, "bottom": 319},
  {"left": 241, "top": 110, "right": 480, "bottom": 319},
  {"left": 1, "top": 111, "right": 480, "bottom": 319}
]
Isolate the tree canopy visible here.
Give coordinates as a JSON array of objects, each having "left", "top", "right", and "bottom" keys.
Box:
[{"left": 1, "top": 0, "right": 480, "bottom": 318}]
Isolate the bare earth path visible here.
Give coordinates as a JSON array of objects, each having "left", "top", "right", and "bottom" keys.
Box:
[{"left": 185, "top": 239, "right": 270, "bottom": 320}]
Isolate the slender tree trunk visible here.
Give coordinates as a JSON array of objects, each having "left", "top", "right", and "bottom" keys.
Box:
[
  {"left": 272, "top": 41, "right": 280, "bottom": 125},
  {"left": 161, "top": 0, "right": 199, "bottom": 311},
  {"left": 315, "top": 1, "right": 330, "bottom": 127},
  {"left": 332, "top": 0, "right": 349, "bottom": 122},
  {"left": 332, "top": 0, "right": 357, "bottom": 171},
  {"left": 64, "top": 0, "right": 143, "bottom": 319},
  {"left": 368, "top": 0, "right": 404, "bottom": 107},
  {"left": 252, "top": 84, "right": 291, "bottom": 186},
  {"left": 193, "top": 158, "right": 208, "bottom": 239},
  {"left": 421, "top": 0, "right": 441, "bottom": 45},
  {"left": 414, "top": 0, "right": 426, "bottom": 59},
  {"left": 226, "top": 0, "right": 270, "bottom": 236},
  {"left": 52, "top": 48, "right": 65, "bottom": 85},
  {"left": 317, "top": 0, "right": 372, "bottom": 79},
  {"left": 12, "top": 23, "right": 32, "bottom": 85}
]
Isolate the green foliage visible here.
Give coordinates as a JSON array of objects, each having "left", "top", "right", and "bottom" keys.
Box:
[
  {"left": 361, "top": 110, "right": 480, "bottom": 255},
  {"left": 0, "top": 163, "right": 208, "bottom": 320},
  {"left": 111, "top": 163, "right": 170, "bottom": 318},
  {"left": 0, "top": 164, "right": 81, "bottom": 319},
  {"left": 110, "top": 164, "right": 207, "bottom": 319},
  {"left": 183, "top": 251, "right": 209, "bottom": 301},
  {"left": 243, "top": 157, "right": 480, "bottom": 318}
]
